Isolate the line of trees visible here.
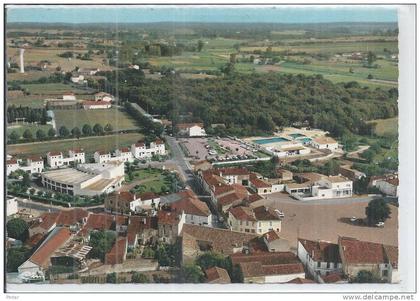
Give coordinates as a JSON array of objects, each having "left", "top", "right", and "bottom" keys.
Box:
[{"left": 7, "top": 106, "right": 49, "bottom": 124}]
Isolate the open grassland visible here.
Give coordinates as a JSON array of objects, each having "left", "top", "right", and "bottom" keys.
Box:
[
  {"left": 368, "top": 117, "right": 398, "bottom": 136},
  {"left": 53, "top": 108, "right": 139, "bottom": 131},
  {"left": 7, "top": 124, "right": 52, "bottom": 137},
  {"left": 7, "top": 47, "right": 114, "bottom": 73},
  {"left": 21, "top": 83, "right": 91, "bottom": 95},
  {"left": 7, "top": 133, "right": 144, "bottom": 157},
  {"left": 7, "top": 94, "right": 47, "bottom": 108}
]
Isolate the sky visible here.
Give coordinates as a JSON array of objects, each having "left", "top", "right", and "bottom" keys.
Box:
[{"left": 6, "top": 5, "right": 398, "bottom": 24}]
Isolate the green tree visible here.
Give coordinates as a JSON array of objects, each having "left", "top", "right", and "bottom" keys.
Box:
[
  {"left": 71, "top": 127, "right": 81, "bottom": 138},
  {"left": 6, "top": 218, "right": 29, "bottom": 242},
  {"left": 48, "top": 127, "right": 56, "bottom": 138},
  {"left": 93, "top": 123, "right": 104, "bottom": 135},
  {"left": 180, "top": 264, "right": 204, "bottom": 283},
  {"left": 22, "top": 173, "right": 31, "bottom": 188},
  {"left": 9, "top": 131, "right": 20, "bottom": 143},
  {"left": 22, "top": 129, "right": 33, "bottom": 140},
  {"left": 230, "top": 264, "right": 244, "bottom": 283},
  {"left": 104, "top": 123, "right": 114, "bottom": 133},
  {"left": 365, "top": 198, "right": 391, "bottom": 225},
  {"left": 195, "top": 252, "right": 231, "bottom": 271},
  {"left": 7, "top": 247, "right": 31, "bottom": 272},
  {"left": 82, "top": 124, "right": 93, "bottom": 136},
  {"left": 197, "top": 40, "right": 204, "bottom": 52},
  {"left": 88, "top": 230, "right": 116, "bottom": 262},
  {"left": 106, "top": 272, "right": 117, "bottom": 283},
  {"left": 36, "top": 129, "right": 46, "bottom": 141},
  {"left": 59, "top": 126, "right": 70, "bottom": 138},
  {"left": 367, "top": 51, "right": 377, "bottom": 67},
  {"left": 131, "top": 272, "right": 149, "bottom": 283}
]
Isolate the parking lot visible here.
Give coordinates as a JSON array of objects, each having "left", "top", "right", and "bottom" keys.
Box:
[
  {"left": 180, "top": 137, "right": 267, "bottom": 162},
  {"left": 259, "top": 193, "right": 398, "bottom": 248}
]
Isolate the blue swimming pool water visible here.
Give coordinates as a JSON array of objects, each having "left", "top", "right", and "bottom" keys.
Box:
[
  {"left": 298, "top": 137, "right": 312, "bottom": 144},
  {"left": 253, "top": 137, "right": 290, "bottom": 144}
]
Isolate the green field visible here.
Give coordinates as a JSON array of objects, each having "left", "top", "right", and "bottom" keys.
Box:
[
  {"left": 21, "top": 83, "right": 91, "bottom": 95},
  {"left": 368, "top": 117, "right": 398, "bottom": 136},
  {"left": 53, "top": 108, "right": 139, "bottom": 131},
  {"left": 7, "top": 124, "right": 52, "bottom": 137},
  {"left": 7, "top": 95, "right": 47, "bottom": 108},
  {"left": 7, "top": 133, "right": 144, "bottom": 157},
  {"left": 128, "top": 168, "right": 172, "bottom": 193}
]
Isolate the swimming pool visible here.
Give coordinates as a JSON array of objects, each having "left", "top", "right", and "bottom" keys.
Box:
[
  {"left": 298, "top": 137, "right": 312, "bottom": 144},
  {"left": 253, "top": 137, "right": 290, "bottom": 144}
]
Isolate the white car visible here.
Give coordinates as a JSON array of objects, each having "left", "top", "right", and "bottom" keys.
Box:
[
  {"left": 350, "top": 216, "right": 357, "bottom": 222},
  {"left": 375, "top": 221, "right": 385, "bottom": 227}
]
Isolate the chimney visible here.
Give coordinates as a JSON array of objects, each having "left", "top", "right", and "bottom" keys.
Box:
[{"left": 19, "top": 48, "right": 25, "bottom": 73}]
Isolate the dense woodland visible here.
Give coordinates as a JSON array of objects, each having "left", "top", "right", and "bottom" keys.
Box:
[{"left": 98, "top": 70, "right": 398, "bottom": 138}]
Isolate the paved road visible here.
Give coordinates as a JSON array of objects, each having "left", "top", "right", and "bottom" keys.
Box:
[
  {"left": 164, "top": 135, "right": 194, "bottom": 185},
  {"left": 17, "top": 197, "right": 104, "bottom": 213},
  {"left": 264, "top": 193, "right": 381, "bottom": 206}
]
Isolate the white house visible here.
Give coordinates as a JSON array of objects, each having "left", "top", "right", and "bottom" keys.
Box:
[
  {"left": 176, "top": 123, "right": 207, "bottom": 137},
  {"left": 94, "top": 151, "right": 112, "bottom": 163},
  {"left": 62, "top": 93, "right": 76, "bottom": 101},
  {"left": 228, "top": 206, "right": 282, "bottom": 234},
  {"left": 298, "top": 238, "right": 343, "bottom": 282},
  {"left": 82, "top": 101, "right": 112, "bottom": 110},
  {"left": 47, "top": 150, "right": 85, "bottom": 168},
  {"left": 68, "top": 149, "right": 86, "bottom": 164},
  {"left": 6, "top": 159, "right": 20, "bottom": 175},
  {"left": 104, "top": 191, "right": 142, "bottom": 214},
  {"left": 375, "top": 176, "right": 399, "bottom": 197},
  {"left": 310, "top": 136, "right": 339, "bottom": 151},
  {"left": 94, "top": 92, "right": 114, "bottom": 102},
  {"left": 70, "top": 75, "right": 85, "bottom": 84},
  {"left": 131, "top": 140, "right": 166, "bottom": 160},
  {"left": 6, "top": 196, "right": 18, "bottom": 216},
  {"left": 114, "top": 147, "right": 134, "bottom": 163},
  {"left": 26, "top": 156, "right": 44, "bottom": 173},
  {"left": 47, "top": 151, "right": 64, "bottom": 168}
]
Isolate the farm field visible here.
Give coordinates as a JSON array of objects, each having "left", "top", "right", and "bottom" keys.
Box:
[
  {"left": 53, "top": 108, "right": 139, "bottom": 131},
  {"left": 21, "top": 83, "right": 92, "bottom": 95},
  {"left": 368, "top": 117, "right": 398, "bottom": 136},
  {"left": 7, "top": 94, "right": 47, "bottom": 108},
  {"left": 7, "top": 132, "right": 144, "bottom": 157},
  {"left": 7, "top": 123, "right": 52, "bottom": 137}
]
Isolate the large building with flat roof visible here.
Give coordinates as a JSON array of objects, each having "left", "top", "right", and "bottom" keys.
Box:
[{"left": 41, "top": 161, "right": 125, "bottom": 196}]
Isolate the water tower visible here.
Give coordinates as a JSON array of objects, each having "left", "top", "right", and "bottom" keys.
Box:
[{"left": 19, "top": 48, "right": 25, "bottom": 73}]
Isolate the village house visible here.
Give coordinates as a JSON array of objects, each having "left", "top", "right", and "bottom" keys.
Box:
[
  {"left": 370, "top": 174, "right": 399, "bottom": 197},
  {"left": 62, "top": 92, "right": 76, "bottom": 101},
  {"left": 6, "top": 196, "right": 18, "bottom": 217},
  {"left": 297, "top": 238, "right": 343, "bottom": 282},
  {"left": 338, "top": 237, "right": 399, "bottom": 283},
  {"left": 263, "top": 230, "right": 290, "bottom": 252},
  {"left": 181, "top": 224, "right": 258, "bottom": 264},
  {"left": 165, "top": 190, "right": 213, "bottom": 227},
  {"left": 231, "top": 252, "right": 305, "bottom": 284},
  {"left": 310, "top": 136, "right": 339, "bottom": 151},
  {"left": 7, "top": 156, "right": 44, "bottom": 175},
  {"left": 228, "top": 206, "right": 282, "bottom": 234},
  {"left": 249, "top": 174, "right": 273, "bottom": 195},
  {"left": 131, "top": 139, "right": 166, "bottom": 159},
  {"left": 82, "top": 100, "right": 112, "bottom": 110},
  {"left": 338, "top": 165, "right": 367, "bottom": 181},
  {"left": 114, "top": 147, "right": 134, "bottom": 163},
  {"left": 94, "top": 92, "right": 114, "bottom": 102},
  {"left": 78, "top": 68, "right": 100, "bottom": 76},
  {"left": 47, "top": 149, "right": 85, "bottom": 168},
  {"left": 176, "top": 123, "right": 207, "bottom": 137},
  {"left": 157, "top": 209, "right": 186, "bottom": 244},
  {"left": 70, "top": 74, "right": 85, "bottom": 84},
  {"left": 136, "top": 192, "right": 161, "bottom": 210},
  {"left": 94, "top": 150, "right": 112, "bottom": 163},
  {"left": 104, "top": 191, "right": 142, "bottom": 214},
  {"left": 18, "top": 227, "right": 72, "bottom": 281},
  {"left": 285, "top": 173, "right": 353, "bottom": 201}
]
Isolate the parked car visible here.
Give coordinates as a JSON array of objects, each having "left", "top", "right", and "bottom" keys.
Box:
[
  {"left": 375, "top": 221, "right": 385, "bottom": 227},
  {"left": 350, "top": 216, "right": 357, "bottom": 222}
]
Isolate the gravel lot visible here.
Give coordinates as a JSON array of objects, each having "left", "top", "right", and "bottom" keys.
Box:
[{"left": 260, "top": 193, "right": 398, "bottom": 248}]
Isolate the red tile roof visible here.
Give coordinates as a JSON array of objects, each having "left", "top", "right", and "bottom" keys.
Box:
[
  {"left": 155, "top": 139, "right": 164, "bottom": 145},
  {"left": 287, "top": 277, "right": 316, "bottom": 284},
  {"left": 205, "top": 266, "right": 231, "bottom": 283},
  {"left": 231, "top": 252, "right": 299, "bottom": 266},
  {"left": 250, "top": 174, "right": 271, "bottom": 188},
  {"left": 139, "top": 192, "right": 159, "bottom": 201},
  {"left": 31, "top": 212, "right": 60, "bottom": 231},
  {"left": 56, "top": 209, "right": 89, "bottom": 226},
  {"left": 134, "top": 141, "right": 145, "bottom": 147},
  {"left": 229, "top": 206, "right": 256, "bottom": 221},
  {"left": 107, "top": 191, "right": 138, "bottom": 204},
  {"left": 213, "top": 184, "right": 235, "bottom": 196},
  {"left": 253, "top": 206, "right": 281, "bottom": 221},
  {"left": 322, "top": 273, "right": 345, "bottom": 283},
  {"left": 171, "top": 196, "right": 211, "bottom": 217},
  {"left": 27, "top": 156, "right": 43, "bottom": 162},
  {"left": 339, "top": 237, "right": 392, "bottom": 265},
  {"left": 7, "top": 159, "right": 18, "bottom": 165},
  {"left": 157, "top": 210, "right": 181, "bottom": 225},
  {"left": 48, "top": 151, "right": 62, "bottom": 157},
  {"left": 299, "top": 238, "right": 341, "bottom": 263},
  {"left": 216, "top": 167, "right": 250, "bottom": 176},
  {"left": 264, "top": 230, "right": 281, "bottom": 243},
  {"left": 84, "top": 213, "right": 114, "bottom": 230},
  {"left": 218, "top": 192, "right": 244, "bottom": 208},
  {"left": 69, "top": 148, "right": 84, "bottom": 154},
  {"left": 29, "top": 228, "right": 71, "bottom": 268},
  {"left": 105, "top": 237, "right": 127, "bottom": 265},
  {"left": 118, "top": 147, "right": 131, "bottom": 153},
  {"left": 248, "top": 194, "right": 264, "bottom": 203},
  {"left": 26, "top": 233, "right": 45, "bottom": 247}
]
